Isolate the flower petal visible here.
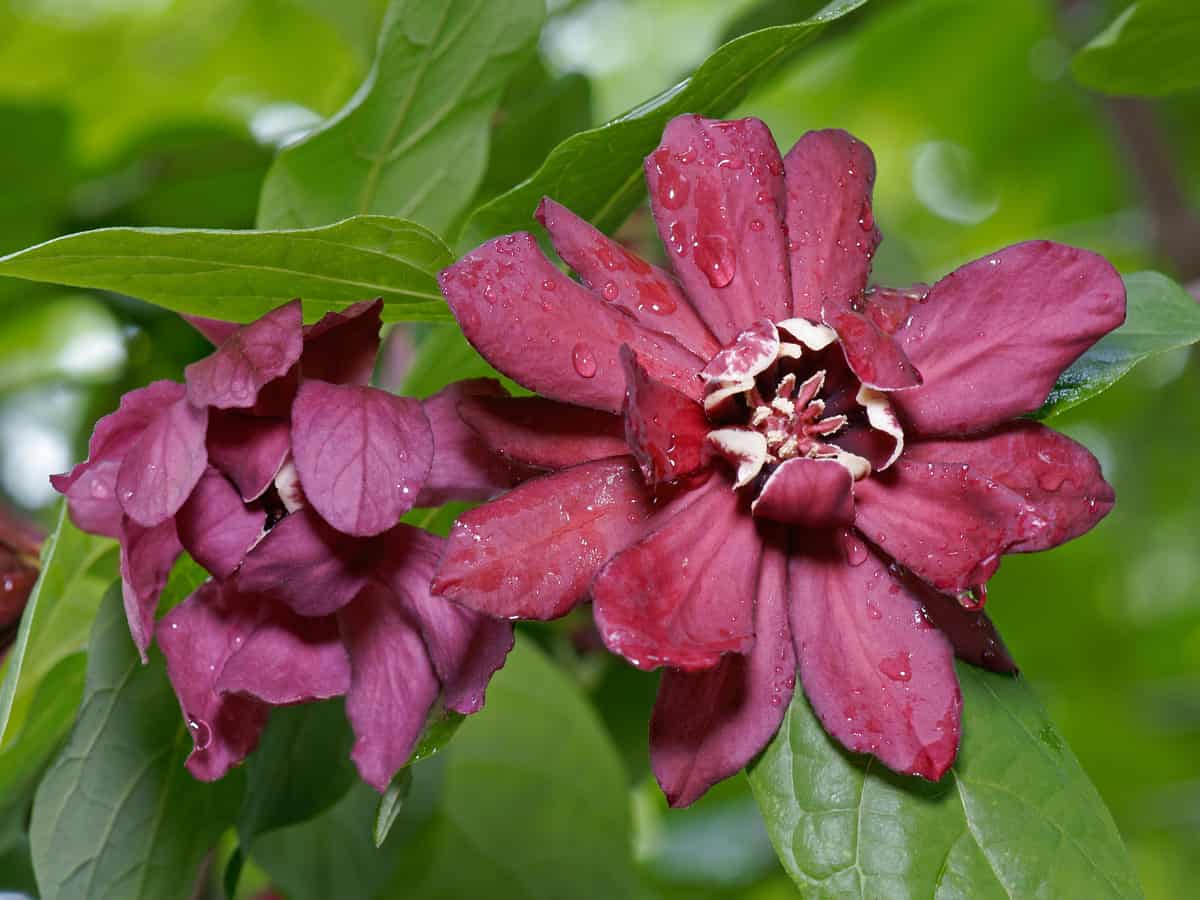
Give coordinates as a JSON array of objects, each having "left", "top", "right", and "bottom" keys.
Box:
[
  {"left": 300, "top": 299, "right": 383, "bottom": 386},
  {"left": 119, "top": 516, "right": 182, "bottom": 661},
  {"left": 903, "top": 421, "right": 1115, "bottom": 553},
  {"left": 457, "top": 393, "right": 627, "bottom": 470},
  {"left": 889, "top": 241, "right": 1126, "bottom": 435},
  {"left": 622, "top": 346, "right": 710, "bottom": 484},
  {"left": 650, "top": 539, "right": 793, "bottom": 807},
  {"left": 783, "top": 129, "right": 879, "bottom": 320},
  {"left": 416, "top": 379, "right": 522, "bottom": 507},
  {"left": 237, "top": 508, "right": 377, "bottom": 617},
  {"left": 789, "top": 533, "right": 962, "bottom": 779},
  {"left": 291, "top": 380, "right": 433, "bottom": 536},
  {"left": 116, "top": 394, "right": 209, "bottom": 527},
  {"left": 592, "top": 478, "right": 759, "bottom": 671},
  {"left": 185, "top": 300, "right": 303, "bottom": 410},
  {"left": 536, "top": 197, "right": 719, "bottom": 358},
  {"left": 751, "top": 457, "right": 854, "bottom": 528},
  {"left": 701, "top": 319, "right": 779, "bottom": 417},
  {"left": 157, "top": 581, "right": 270, "bottom": 781},
  {"left": 823, "top": 303, "right": 922, "bottom": 391},
  {"left": 439, "top": 232, "right": 704, "bottom": 413},
  {"left": 206, "top": 410, "right": 291, "bottom": 502},
  {"left": 432, "top": 459, "right": 655, "bottom": 620},
  {"left": 646, "top": 115, "right": 791, "bottom": 342},
  {"left": 338, "top": 581, "right": 439, "bottom": 791},
  {"left": 218, "top": 602, "right": 351, "bottom": 704},
  {"left": 182, "top": 314, "right": 239, "bottom": 346},
  {"left": 375, "top": 526, "right": 513, "bottom": 715},
  {"left": 915, "top": 583, "right": 1017, "bottom": 674},
  {"left": 176, "top": 468, "right": 264, "bottom": 579}
]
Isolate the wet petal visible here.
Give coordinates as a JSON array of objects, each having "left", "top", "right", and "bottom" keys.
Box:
[
  {"left": 458, "top": 393, "right": 627, "bottom": 471},
  {"left": 119, "top": 516, "right": 182, "bottom": 661},
  {"left": 701, "top": 319, "right": 779, "bottom": 417},
  {"left": 889, "top": 241, "right": 1126, "bottom": 435},
  {"left": 157, "top": 581, "right": 270, "bottom": 781},
  {"left": 914, "top": 582, "right": 1017, "bottom": 674},
  {"left": 593, "top": 478, "right": 759, "bottom": 671},
  {"left": 650, "top": 540, "right": 793, "bottom": 807},
  {"left": 185, "top": 300, "right": 303, "bottom": 410},
  {"left": 116, "top": 394, "right": 209, "bottom": 527},
  {"left": 300, "top": 299, "right": 383, "bottom": 386},
  {"left": 176, "top": 468, "right": 264, "bottom": 578},
  {"left": 432, "top": 459, "right": 655, "bottom": 620},
  {"left": 338, "top": 581, "right": 439, "bottom": 792},
  {"left": 206, "top": 410, "right": 291, "bottom": 502},
  {"left": 439, "top": 231, "right": 704, "bottom": 414},
  {"left": 622, "top": 346, "right": 710, "bottom": 485},
  {"left": 416, "top": 379, "right": 522, "bottom": 507},
  {"left": 783, "top": 129, "right": 880, "bottom": 320},
  {"left": 752, "top": 457, "right": 854, "bottom": 528},
  {"left": 646, "top": 115, "right": 791, "bottom": 342},
  {"left": 536, "top": 197, "right": 719, "bottom": 358},
  {"left": 789, "top": 534, "right": 962, "bottom": 779},
  {"left": 823, "top": 303, "right": 922, "bottom": 391},
  {"left": 291, "top": 380, "right": 433, "bottom": 536}
]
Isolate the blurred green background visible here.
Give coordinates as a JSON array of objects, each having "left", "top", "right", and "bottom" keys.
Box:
[{"left": 0, "top": 0, "right": 1196, "bottom": 897}]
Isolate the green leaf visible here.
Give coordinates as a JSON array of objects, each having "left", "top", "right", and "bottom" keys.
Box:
[
  {"left": 29, "top": 587, "right": 243, "bottom": 900},
  {"left": 0, "top": 654, "right": 86, "bottom": 808},
  {"left": 373, "top": 767, "right": 413, "bottom": 848},
  {"left": 400, "top": 323, "right": 504, "bottom": 397},
  {"left": 257, "top": 0, "right": 545, "bottom": 234},
  {"left": 747, "top": 662, "right": 1143, "bottom": 899},
  {"left": 1072, "top": 0, "right": 1200, "bottom": 97},
  {"left": 1037, "top": 271, "right": 1200, "bottom": 419},
  {"left": 0, "top": 216, "right": 454, "bottom": 324},
  {"left": 458, "top": 0, "right": 869, "bottom": 248}
]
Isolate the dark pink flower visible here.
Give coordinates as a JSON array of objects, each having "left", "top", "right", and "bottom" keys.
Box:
[
  {"left": 52, "top": 299, "right": 517, "bottom": 790},
  {"left": 433, "top": 115, "right": 1125, "bottom": 806}
]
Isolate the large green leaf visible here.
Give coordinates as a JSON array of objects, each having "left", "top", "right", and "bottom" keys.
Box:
[
  {"left": 1072, "top": 0, "right": 1200, "bottom": 97},
  {"left": 257, "top": 0, "right": 544, "bottom": 234},
  {"left": 0, "top": 216, "right": 453, "bottom": 324},
  {"left": 1037, "top": 271, "right": 1200, "bottom": 419},
  {"left": 458, "top": 0, "right": 869, "bottom": 248},
  {"left": 29, "top": 587, "right": 243, "bottom": 900},
  {"left": 747, "top": 662, "right": 1143, "bottom": 898}
]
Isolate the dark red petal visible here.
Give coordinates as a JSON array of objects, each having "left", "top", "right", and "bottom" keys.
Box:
[
  {"left": 432, "top": 459, "right": 654, "bottom": 620},
  {"left": 646, "top": 115, "right": 791, "bottom": 343},
  {"left": 914, "top": 582, "right": 1017, "bottom": 674},
  {"left": 592, "top": 478, "right": 759, "bottom": 671},
  {"left": 823, "top": 304, "right": 922, "bottom": 391},
  {"left": 182, "top": 314, "right": 239, "bottom": 346},
  {"left": 622, "top": 346, "right": 710, "bottom": 485},
  {"left": 119, "top": 516, "right": 183, "bottom": 661},
  {"left": 237, "top": 508, "right": 377, "bottom": 617},
  {"left": 157, "top": 581, "right": 270, "bottom": 781},
  {"left": 116, "top": 395, "right": 209, "bottom": 527},
  {"left": 889, "top": 241, "right": 1127, "bottom": 435},
  {"left": 338, "top": 581, "right": 439, "bottom": 792},
  {"left": 536, "top": 197, "right": 719, "bottom": 359},
  {"left": 903, "top": 421, "right": 1115, "bottom": 553},
  {"left": 218, "top": 603, "right": 351, "bottom": 704},
  {"left": 300, "top": 298, "right": 383, "bottom": 386},
  {"left": 206, "top": 411, "right": 291, "bottom": 502},
  {"left": 783, "top": 129, "right": 879, "bottom": 320},
  {"left": 291, "top": 380, "right": 433, "bottom": 536},
  {"left": 185, "top": 300, "right": 304, "bottom": 410},
  {"left": 439, "top": 232, "right": 704, "bottom": 413},
  {"left": 752, "top": 458, "right": 854, "bottom": 528},
  {"left": 650, "top": 539, "right": 793, "bottom": 807},
  {"left": 415, "top": 379, "right": 521, "bottom": 507},
  {"left": 375, "top": 526, "right": 513, "bottom": 715},
  {"left": 854, "top": 458, "right": 1047, "bottom": 594},
  {"left": 458, "top": 394, "right": 627, "bottom": 471},
  {"left": 789, "top": 533, "right": 962, "bottom": 779},
  {"left": 176, "top": 468, "right": 263, "bottom": 579}
]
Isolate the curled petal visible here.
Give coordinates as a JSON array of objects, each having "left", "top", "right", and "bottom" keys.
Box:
[
  {"left": 706, "top": 427, "right": 768, "bottom": 488},
  {"left": 300, "top": 299, "right": 383, "bottom": 386},
  {"left": 622, "top": 347, "right": 710, "bottom": 484},
  {"left": 176, "top": 468, "right": 264, "bottom": 579},
  {"left": 823, "top": 303, "right": 922, "bottom": 391},
  {"left": 116, "top": 394, "right": 209, "bottom": 528},
  {"left": 185, "top": 300, "right": 303, "bottom": 410},
  {"left": 291, "top": 380, "right": 433, "bottom": 536},
  {"left": 206, "top": 410, "right": 291, "bottom": 502},
  {"left": 914, "top": 582, "right": 1017, "bottom": 674},
  {"left": 119, "top": 516, "right": 183, "bottom": 661},
  {"left": 458, "top": 394, "right": 627, "bottom": 471},
  {"left": 438, "top": 231, "right": 704, "bottom": 414},
  {"left": 701, "top": 319, "right": 779, "bottom": 417},
  {"left": 889, "top": 241, "right": 1126, "bottom": 435},
  {"left": 752, "top": 457, "right": 854, "bottom": 528},
  {"left": 646, "top": 115, "right": 792, "bottom": 342}
]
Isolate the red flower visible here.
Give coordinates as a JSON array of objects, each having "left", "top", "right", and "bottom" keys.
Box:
[{"left": 432, "top": 116, "right": 1125, "bottom": 806}]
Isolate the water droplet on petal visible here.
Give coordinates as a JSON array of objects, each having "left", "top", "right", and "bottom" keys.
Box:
[
  {"left": 601, "top": 281, "right": 619, "bottom": 302},
  {"left": 572, "top": 343, "right": 598, "bottom": 378},
  {"left": 879, "top": 651, "right": 912, "bottom": 682},
  {"left": 694, "top": 233, "right": 735, "bottom": 287},
  {"left": 188, "top": 718, "right": 213, "bottom": 751}
]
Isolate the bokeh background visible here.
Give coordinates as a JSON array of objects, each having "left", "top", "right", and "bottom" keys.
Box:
[{"left": 0, "top": 0, "right": 1196, "bottom": 897}]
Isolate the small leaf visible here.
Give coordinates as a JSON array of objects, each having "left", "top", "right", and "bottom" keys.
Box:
[
  {"left": 1072, "top": 0, "right": 1200, "bottom": 97},
  {"left": 0, "top": 216, "right": 454, "bottom": 324},
  {"left": 748, "top": 662, "right": 1144, "bottom": 898},
  {"left": 1037, "top": 271, "right": 1200, "bottom": 419},
  {"left": 459, "top": 0, "right": 869, "bottom": 247},
  {"left": 0, "top": 654, "right": 86, "bottom": 805},
  {"left": 29, "top": 587, "right": 243, "bottom": 900},
  {"left": 374, "top": 767, "right": 413, "bottom": 848},
  {"left": 257, "top": 0, "right": 545, "bottom": 234}
]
